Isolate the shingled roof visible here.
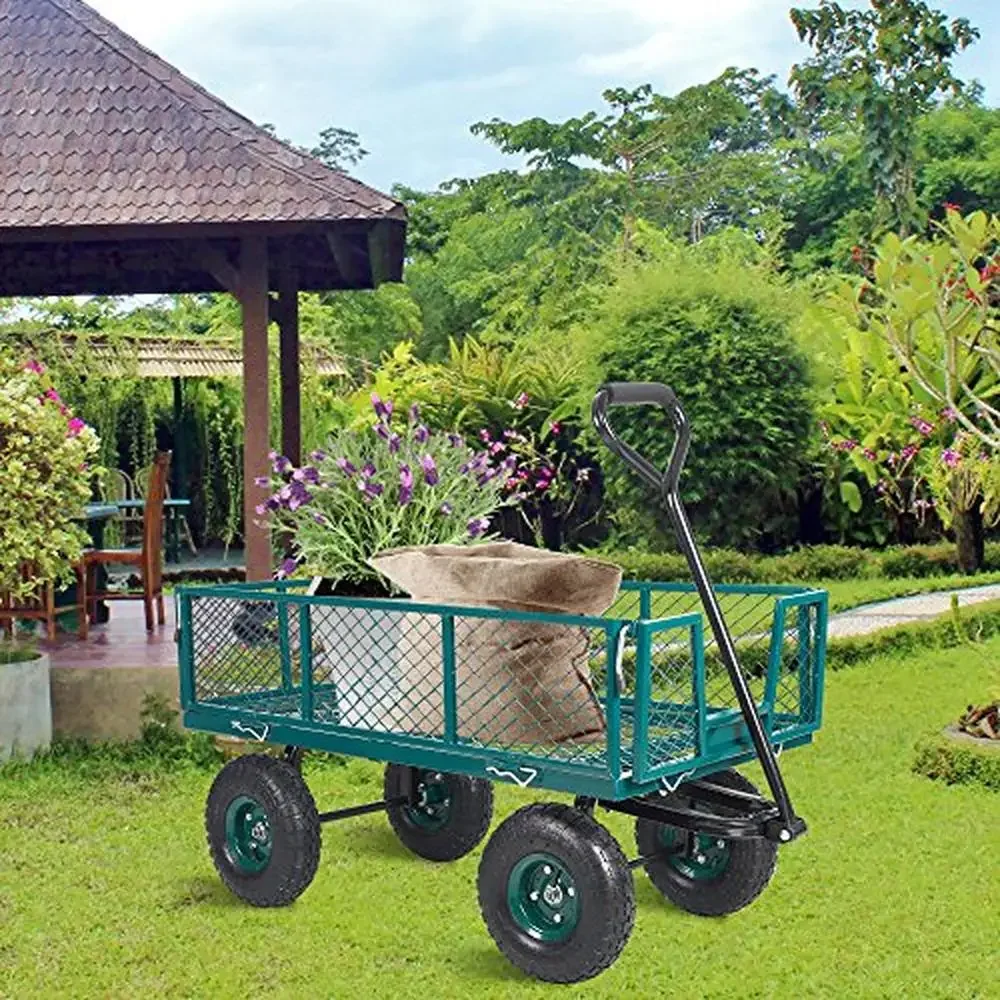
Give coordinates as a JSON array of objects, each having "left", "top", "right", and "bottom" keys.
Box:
[{"left": 0, "top": 0, "right": 406, "bottom": 295}]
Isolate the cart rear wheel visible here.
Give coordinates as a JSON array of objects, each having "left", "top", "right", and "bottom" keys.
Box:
[
  {"left": 635, "top": 769, "right": 777, "bottom": 916},
  {"left": 384, "top": 765, "right": 493, "bottom": 862},
  {"left": 205, "top": 754, "right": 320, "bottom": 907},
  {"left": 478, "top": 802, "right": 635, "bottom": 983}
]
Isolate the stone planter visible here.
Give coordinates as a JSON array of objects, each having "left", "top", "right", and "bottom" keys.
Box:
[{"left": 0, "top": 651, "right": 52, "bottom": 763}]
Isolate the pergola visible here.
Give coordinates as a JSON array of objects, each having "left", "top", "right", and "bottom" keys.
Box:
[{"left": 0, "top": 0, "right": 406, "bottom": 579}]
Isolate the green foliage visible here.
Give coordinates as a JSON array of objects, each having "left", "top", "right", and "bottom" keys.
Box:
[
  {"left": 583, "top": 252, "right": 813, "bottom": 548},
  {"left": 0, "top": 352, "right": 101, "bottom": 600},
  {"left": 913, "top": 732, "right": 1000, "bottom": 791},
  {"left": 260, "top": 396, "right": 510, "bottom": 588},
  {"left": 790, "top": 0, "right": 979, "bottom": 234},
  {"left": 607, "top": 541, "right": 1000, "bottom": 585}
]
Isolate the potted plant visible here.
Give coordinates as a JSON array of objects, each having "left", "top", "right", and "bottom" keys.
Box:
[
  {"left": 257, "top": 395, "right": 512, "bottom": 727},
  {"left": 0, "top": 353, "right": 100, "bottom": 761},
  {"left": 258, "top": 395, "right": 512, "bottom": 593}
]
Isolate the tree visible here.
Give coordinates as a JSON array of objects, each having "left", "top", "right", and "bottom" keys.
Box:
[
  {"left": 790, "top": 0, "right": 979, "bottom": 236},
  {"left": 309, "top": 126, "right": 368, "bottom": 173}
]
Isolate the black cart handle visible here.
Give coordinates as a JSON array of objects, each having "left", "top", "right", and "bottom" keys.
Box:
[{"left": 591, "top": 382, "right": 691, "bottom": 496}]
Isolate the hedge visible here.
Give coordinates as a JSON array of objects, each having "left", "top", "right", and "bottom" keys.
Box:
[
  {"left": 603, "top": 542, "right": 1000, "bottom": 585},
  {"left": 913, "top": 731, "right": 1000, "bottom": 792}
]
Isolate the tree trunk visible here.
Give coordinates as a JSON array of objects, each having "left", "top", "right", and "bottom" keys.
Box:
[{"left": 953, "top": 503, "right": 984, "bottom": 574}]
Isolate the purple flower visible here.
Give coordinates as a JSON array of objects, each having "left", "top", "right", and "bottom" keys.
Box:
[
  {"left": 336, "top": 457, "right": 357, "bottom": 477},
  {"left": 862, "top": 449, "right": 877, "bottom": 462},
  {"left": 254, "top": 503, "right": 267, "bottom": 516},
  {"left": 941, "top": 408, "right": 958, "bottom": 424},
  {"left": 942, "top": 448, "right": 961, "bottom": 468},
  {"left": 479, "top": 429, "right": 491, "bottom": 443},
  {"left": 374, "top": 422, "right": 391, "bottom": 441},
  {"left": 265, "top": 496, "right": 281, "bottom": 512},
  {"left": 477, "top": 469, "right": 497, "bottom": 486},
  {"left": 409, "top": 402, "right": 421, "bottom": 424},
  {"left": 421, "top": 454, "right": 439, "bottom": 486},
  {"left": 440, "top": 502, "right": 453, "bottom": 516},
  {"left": 512, "top": 392, "right": 530, "bottom": 410},
  {"left": 254, "top": 476, "right": 270, "bottom": 488},
  {"left": 272, "top": 455, "right": 292, "bottom": 475},
  {"left": 448, "top": 433, "right": 464, "bottom": 448},
  {"left": 275, "top": 556, "right": 300, "bottom": 580},
  {"left": 490, "top": 441, "right": 506, "bottom": 456},
  {"left": 268, "top": 450, "right": 278, "bottom": 461},
  {"left": 910, "top": 417, "right": 934, "bottom": 436},
  {"left": 399, "top": 465, "right": 413, "bottom": 506},
  {"left": 293, "top": 466, "right": 321, "bottom": 485},
  {"left": 279, "top": 485, "right": 294, "bottom": 501},
  {"left": 901, "top": 444, "right": 919, "bottom": 461},
  {"left": 459, "top": 462, "right": 470, "bottom": 475},
  {"left": 388, "top": 433, "right": 402, "bottom": 454},
  {"left": 313, "top": 512, "right": 329, "bottom": 526},
  {"left": 467, "top": 516, "right": 491, "bottom": 538},
  {"left": 358, "top": 479, "right": 384, "bottom": 502},
  {"left": 362, "top": 463, "right": 377, "bottom": 479},
  {"left": 371, "top": 392, "right": 390, "bottom": 421},
  {"left": 310, "top": 450, "right": 327, "bottom": 463},
  {"left": 414, "top": 425, "right": 430, "bottom": 444},
  {"left": 832, "top": 439, "right": 857, "bottom": 453},
  {"left": 502, "top": 455, "right": 518, "bottom": 471}
]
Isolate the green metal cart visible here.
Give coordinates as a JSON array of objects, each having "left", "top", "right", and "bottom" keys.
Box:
[{"left": 176, "top": 383, "right": 828, "bottom": 983}]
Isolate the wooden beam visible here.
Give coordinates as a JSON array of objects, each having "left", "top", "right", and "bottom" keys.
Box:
[
  {"left": 192, "top": 242, "right": 241, "bottom": 295},
  {"left": 277, "top": 266, "right": 302, "bottom": 467},
  {"left": 326, "top": 231, "right": 370, "bottom": 288},
  {"left": 367, "top": 220, "right": 403, "bottom": 287},
  {"left": 239, "top": 236, "right": 272, "bottom": 582}
]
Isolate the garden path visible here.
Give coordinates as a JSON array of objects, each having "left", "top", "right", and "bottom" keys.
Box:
[{"left": 827, "top": 583, "right": 1000, "bottom": 638}]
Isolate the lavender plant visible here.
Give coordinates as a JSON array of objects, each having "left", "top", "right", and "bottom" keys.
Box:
[{"left": 258, "top": 396, "right": 510, "bottom": 588}]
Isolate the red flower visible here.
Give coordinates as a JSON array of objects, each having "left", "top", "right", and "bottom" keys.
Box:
[{"left": 944, "top": 202, "right": 961, "bottom": 213}]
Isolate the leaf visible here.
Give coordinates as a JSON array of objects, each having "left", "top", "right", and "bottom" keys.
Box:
[{"left": 840, "top": 480, "right": 863, "bottom": 513}]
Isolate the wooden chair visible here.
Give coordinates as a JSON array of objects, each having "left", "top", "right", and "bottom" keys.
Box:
[
  {"left": 0, "top": 564, "right": 88, "bottom": 641},
  {"left": 102, "top": 468, "right": 142, "bottom": 547},
  {"left": 136, "top": 461, "right": 198, "bottom": 556},
  {"left": 85, "top": 452, "right": 170, "bottom": 632}
]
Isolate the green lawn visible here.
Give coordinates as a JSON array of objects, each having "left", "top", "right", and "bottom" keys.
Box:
[
  {"left": 818, "top": 572, "right": 1000, "bottom": 613},
  {"left": 2, "top": 641, "right": 998, "bottom": 998}
]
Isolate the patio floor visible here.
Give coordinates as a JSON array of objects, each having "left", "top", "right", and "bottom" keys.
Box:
[{"left": 41, "top": 600, "right": 178, "bottom": 671}]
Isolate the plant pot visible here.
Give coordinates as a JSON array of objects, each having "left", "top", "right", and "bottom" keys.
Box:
[{"left": 0, "top": 651, "right": 52, "bottom": 763}]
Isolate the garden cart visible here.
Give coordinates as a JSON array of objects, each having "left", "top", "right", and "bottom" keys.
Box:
[{"left": 176, "top": 382, "right": 828, "bottom": 984}]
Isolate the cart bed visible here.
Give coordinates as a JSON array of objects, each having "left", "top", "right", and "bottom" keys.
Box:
[{"left": 177, "top": 579, "right": 827, "bottom": 801}]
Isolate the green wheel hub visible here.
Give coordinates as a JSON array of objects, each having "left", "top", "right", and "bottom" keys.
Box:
[
  {"left": 660, "top": 827, "right": 731, "bottom": 881},
  {"left": 224, "top": 795, "right": 273, "bottom": 873},
  {"left": 507, "top": 852, "right": 580, "bottom": 942},
  {"left": 403, "top": 771, "right": 453, "bottom": 831}
]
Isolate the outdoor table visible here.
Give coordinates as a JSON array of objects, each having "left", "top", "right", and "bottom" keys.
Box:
[{"left": 112, "top": 497, "right": 192, "bottom": 563}]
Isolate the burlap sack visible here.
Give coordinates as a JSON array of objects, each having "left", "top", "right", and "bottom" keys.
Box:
[{"left": 369, "top": 542, "right": 622, "bottom": 746}]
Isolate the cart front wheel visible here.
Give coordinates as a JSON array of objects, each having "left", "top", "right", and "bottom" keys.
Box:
[
  {"left": 384, "top": 765, "right": 493, "bottom": 862},
  {"left": 205, "top": 754, "right": 321, "bottom": 907},
  {"left": 478, "top": 802, "right": 635, "bottom": 983},
  {"left": 635, "top": 769, "right": 777, "bottom": 916}
]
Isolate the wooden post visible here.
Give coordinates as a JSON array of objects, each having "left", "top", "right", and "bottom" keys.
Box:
[
  {"left": 277, "top": 265, "right": 301, "bottom": 466},
  {"left": 239, "top": 236, "right": 271, "bottom": 581}
]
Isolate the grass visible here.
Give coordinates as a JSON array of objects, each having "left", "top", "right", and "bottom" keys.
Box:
[
  {"left": 816, "top": 572, "right": 1000, "bottom": 613},
  {"left": 2, "top": 639, "right": 999, "bottom": 998}
]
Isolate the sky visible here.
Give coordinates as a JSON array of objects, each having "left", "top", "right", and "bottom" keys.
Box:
[{"left": 88, "top": 0, "right": 1000, "bottom": 197}]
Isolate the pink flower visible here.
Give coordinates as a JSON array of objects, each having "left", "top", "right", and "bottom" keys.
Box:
[
  {"left": 550, "top": 421, "right": 562, "bottom": 436},
  {"left": 942, "top": 448, "right": 961, "bottom": 468},
  {"left": 45, "top": 388, "right": 61, "bottom": 404},
  {"left": 910, "top": 417, "right": 934, "bottom": 436},
  {"left": 512, "top": 392, "right": 530, "bottom": 410},
  {"left": 941, "top": 407, "right": 958, "bottom": 423},
  {"left": 23, "top": 360, "right": 44, "bottom": 374},
  {"left": 862, "top": 448, "right": 877, "bottom": 462},
  {"left": 66, "top": 417, "right": 86, "bottom": 437},
  {"left": 901, "top": 444, "right": 919, "bottom": 461}
]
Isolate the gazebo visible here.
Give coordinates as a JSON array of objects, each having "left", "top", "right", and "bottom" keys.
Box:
[{"left": 0, "top": 0, "right": 406, "bottom": 580}]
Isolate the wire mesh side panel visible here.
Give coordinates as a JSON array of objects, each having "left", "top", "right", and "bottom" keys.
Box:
[
  {"left": 448, "top": 616, "right": 615, "bottom": 766},
  {"left": 189, "top": 595, "right": 301, "bottom": 709},
  {"left": 310, "top": 604, "right": 445, "bottom": 734},
  {"left": 638, "top": 620, "right": 701, "bottom": 773},
  {"left": 647, "top": 588, "right": 778, "bottom": 710},
  {"left": 770, "top": 599, "right": 823, "bottom": 739}
]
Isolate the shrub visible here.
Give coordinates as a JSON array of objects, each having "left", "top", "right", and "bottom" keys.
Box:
[
  {"left": 913, "top": 733, "right": 1000, "bottom": 792},
  {"left": 583, "top": 256, "right": 813, "bottom": 549},
  {"left": 258, "top": 396, "right": 510, "bottom": 589},
  {"left": 0, "top": 353, "right": 101, "bottom": 601}
]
